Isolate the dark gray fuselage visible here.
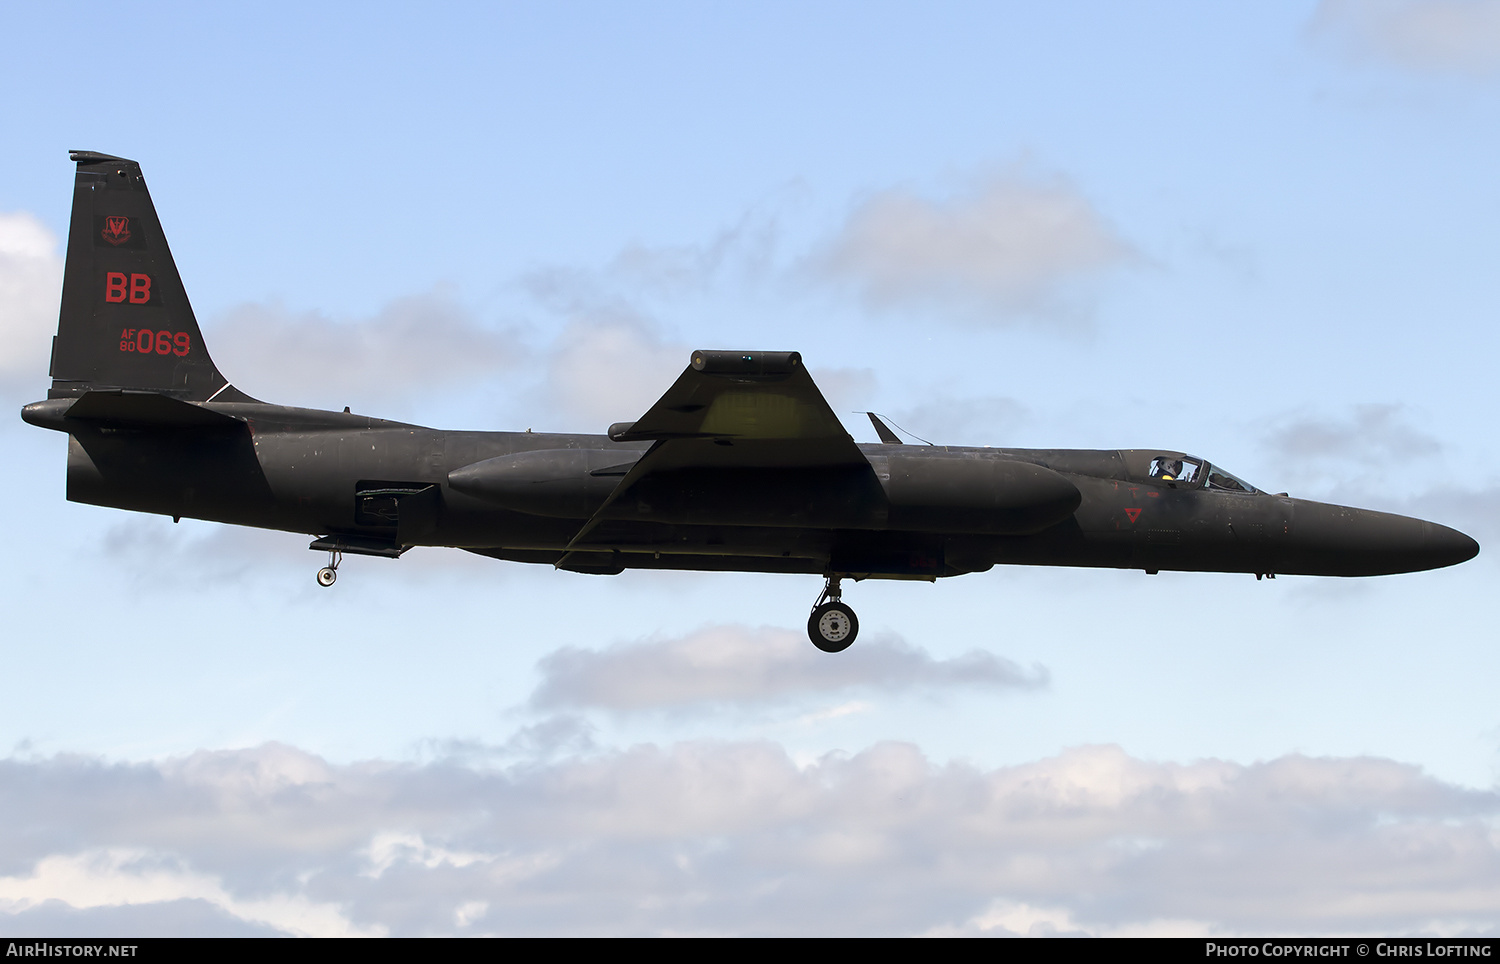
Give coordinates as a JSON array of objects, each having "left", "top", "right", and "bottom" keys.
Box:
[{"left": 45, "top": 399, "right": 1476, "bottom": 580}]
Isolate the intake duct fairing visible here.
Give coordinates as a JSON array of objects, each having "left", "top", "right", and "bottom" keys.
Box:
[
  {"left": 876, "top": 454, "right": 1081, "bottom": 535},
  {"left": 447, "top": 449, "right": 639, "bottom": 518}
]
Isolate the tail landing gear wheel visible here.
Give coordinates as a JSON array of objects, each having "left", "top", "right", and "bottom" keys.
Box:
[
  {"left": 808, "top": 601, "right": 858, "bottom": 653},
  {"left": 316, "top": 546, "right": 342, "bottom": 587}
]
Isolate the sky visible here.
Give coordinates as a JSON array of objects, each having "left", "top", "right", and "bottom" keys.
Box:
[{"left": 1, "top": 0, "right": 1498, "bottom": 937}]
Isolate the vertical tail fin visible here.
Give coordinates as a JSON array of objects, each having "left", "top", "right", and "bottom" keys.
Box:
[{"left": 49, "top": 151, "right": 254, "bottom": 402}]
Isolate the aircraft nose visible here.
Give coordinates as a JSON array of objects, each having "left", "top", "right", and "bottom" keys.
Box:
[
  {"left": 1281, "top": 501, "right": 1480, "bottom": 575},
  {"left": 1427, "top": 521, "right": 1481, "bottom": 569}
]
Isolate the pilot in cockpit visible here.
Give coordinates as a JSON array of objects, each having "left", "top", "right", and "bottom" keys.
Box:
[{"left": 1149, "top": 456, "right": 1202, "bottom": 485}]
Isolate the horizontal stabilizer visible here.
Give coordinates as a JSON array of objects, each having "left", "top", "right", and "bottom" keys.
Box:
[
  {"left": 64, "top": 390, "right": 244, "bottom": 428},
  {"left": 21, "top": 390, "right": 244, "bottom": 432}
]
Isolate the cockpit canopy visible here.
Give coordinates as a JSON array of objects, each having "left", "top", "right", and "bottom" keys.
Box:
[
  {"left": 1204, "top": 464, "right": 1256, "bottom": 493},
  {"left": 1124, "top": 450, "right": 1258, "bottom": 494}
]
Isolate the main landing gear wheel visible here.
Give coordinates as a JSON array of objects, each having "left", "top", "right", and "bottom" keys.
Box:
[
  {"left": 807, "top": 575, "right": 859, "bottom": 653},
  {"left": 808, "top": 601, "right": 858, "bottom": 653}
]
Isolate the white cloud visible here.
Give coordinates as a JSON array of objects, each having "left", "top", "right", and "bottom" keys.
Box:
[
  {"left": 94, "top": 513, "right": 502, "bottom": 592},
  {"left": 0, "top": 847, "right": 381, "bottom": 938},
  {"left": 891, "top": 395, "right": 1030, "bottom": 447},
  {"left": 522, "top": 201, "right": 783, "bottom": 310},
  {"left": 362, "top": 831, "right": 505, "bottom": 877},
  {"left": 99, "top": 517, "right": 304, "bottom": 589},
  {"left": 1267, "top": 404, "right": 1441, "bottom": 464},
  {"left": 0, "top": 742, "right": 1496, "bottom": 936},
  {"left": 536, "top": 314, "right": 688, "bottom": 430},
  {"left": 809, "top": 171, "right": 1136, "bottom": 328},
  {"left": 527, "top": 625, "right": 1047, "bottom": 713},
  {"left": 1261, "top": 404, "right": 1444, "bottom": 498},
  {"left": 0, "top": 898, "right": 285, "bottom": 937},
  {"left": 1315, "top": 0, "right": 1500, "bottom": 75},
  {"left": 0, "top": 212, "right": 64, "bottom": 386},
  {"left": 605, "top": 207, "right": 781, "bottom": 295},
  {"left": 929, "top": 898, "right": 1095, "bottom": 937},
  {"left": 205, "top": 288, "right": 526, "bottom": 410},
  {"left": 522, "top": 293, "right": 871, "bottom": 433}
]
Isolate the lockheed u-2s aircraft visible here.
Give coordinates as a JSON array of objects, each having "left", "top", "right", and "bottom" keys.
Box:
[{"left": 22, "top": 152, "right": 1481, "bottom": 651}]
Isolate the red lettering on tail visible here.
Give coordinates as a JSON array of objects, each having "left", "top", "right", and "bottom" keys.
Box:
[
  {"left": 117, "top": 329, "right": 192, "bottom": 355},
  {"left": 128, "top": 273, "right": 151, "bottom": 303}
]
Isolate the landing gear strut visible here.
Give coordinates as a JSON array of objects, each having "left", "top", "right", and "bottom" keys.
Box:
[
  {"left": 317, "top": 549, "right": 341, "bottom": 588},
  {"left": 808, "top": 576, "right": 859, "bottom": 653}
]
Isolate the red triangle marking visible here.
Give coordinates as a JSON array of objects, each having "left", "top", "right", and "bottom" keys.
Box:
[{"left": 1124, "top": 507, "right": 1142, "bottom": 523}]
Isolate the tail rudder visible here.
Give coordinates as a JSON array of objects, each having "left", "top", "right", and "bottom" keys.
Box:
[{"left": 49, "top": 151, "right": 253, "bottom": 402}]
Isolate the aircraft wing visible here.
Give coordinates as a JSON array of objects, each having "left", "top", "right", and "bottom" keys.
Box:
[
  {"left": 608, "top": 350, "right": 864, "bottom": 466},
  {"left": 559, "top": 351, "right": 869, "bottom": 563}
]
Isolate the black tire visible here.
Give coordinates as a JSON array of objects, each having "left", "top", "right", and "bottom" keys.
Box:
[
  {"left": 317, "top": 567, "right": 337, "bottom": 587},
  {"left": 808, "top": 602, "right": 858, "bottom": 653}
]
